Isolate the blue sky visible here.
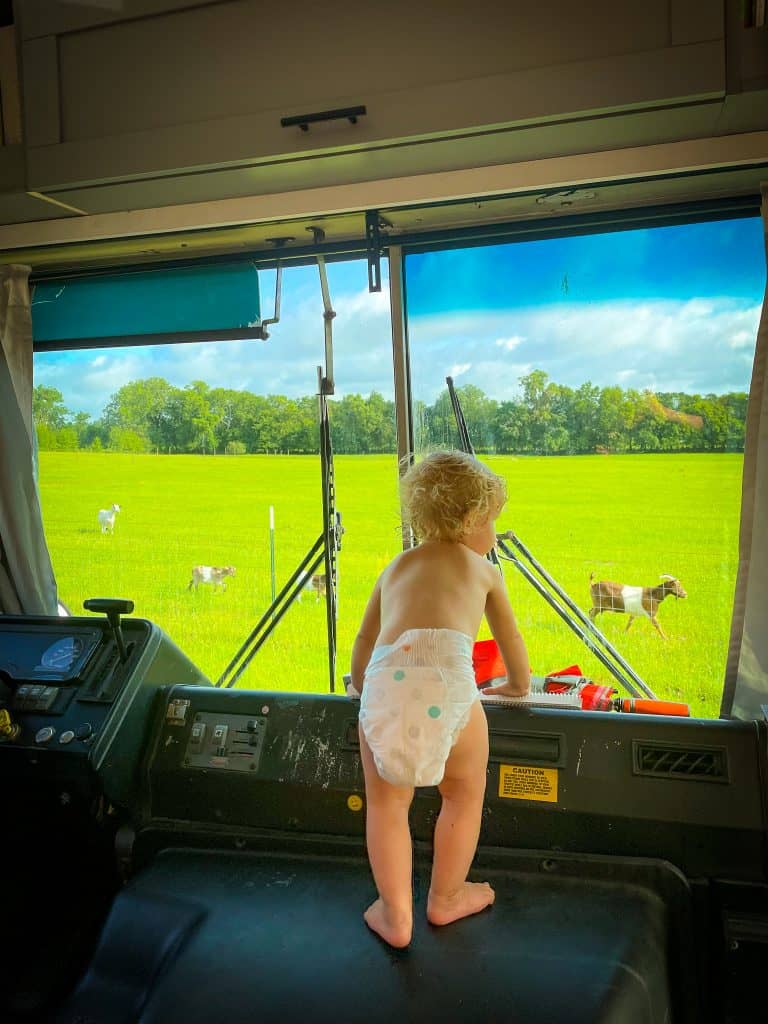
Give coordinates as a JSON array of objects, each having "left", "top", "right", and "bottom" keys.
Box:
[
  {"left": 407, "top": 218, "right": 765, "bottom": 312},
  {"left": 35, "top": 216, "right": 765, "bottom": 419}
]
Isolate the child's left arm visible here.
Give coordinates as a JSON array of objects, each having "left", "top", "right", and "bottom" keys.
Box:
[
  {"left": 349, "top": 579, "right": 382, "bottom": 695},
  {"left": 483, "top": 570, "right": 531, "bottom": 696}
]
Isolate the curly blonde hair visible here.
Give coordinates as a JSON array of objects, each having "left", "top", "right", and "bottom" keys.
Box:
[{"left": 400, "top": 450, "right": 507, "bottom": 542}]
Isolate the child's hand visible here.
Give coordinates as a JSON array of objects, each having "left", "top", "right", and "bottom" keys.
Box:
[{"left": 482, "top": 678, "right": 531, "bottom": 698}]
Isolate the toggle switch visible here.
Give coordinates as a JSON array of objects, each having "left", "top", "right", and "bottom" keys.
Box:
[
  {"left": 213, "top": 723, "right": 229, "bottom": 756},
  {"left": 189, "top": 721, "right": 207, "bottom": 753}
]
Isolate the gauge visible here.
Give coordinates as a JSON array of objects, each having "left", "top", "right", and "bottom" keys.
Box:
[{"left": 40, "top": 636, "right": 84, "bottom": 671}]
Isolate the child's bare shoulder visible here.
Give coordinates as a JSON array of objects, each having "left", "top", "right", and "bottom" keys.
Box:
[{"left": 468, "top": 548, "right": 500, "bottom": 584}]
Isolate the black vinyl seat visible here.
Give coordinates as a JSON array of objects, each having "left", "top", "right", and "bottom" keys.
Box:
[{"left": 55, "top": 846, "right": 677, "bottom": 1024}]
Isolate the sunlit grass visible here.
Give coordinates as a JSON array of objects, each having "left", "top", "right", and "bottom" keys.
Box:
[{"left": 38, "top": 451, "right": 742, "bottom": 718}]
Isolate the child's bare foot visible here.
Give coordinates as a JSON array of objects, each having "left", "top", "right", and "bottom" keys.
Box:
[
  {"left": 426, "top": 882, "right": 495, "bottom": 926},
  {"left": 364, "top": 898, "right": 412, "bottom": 948}
]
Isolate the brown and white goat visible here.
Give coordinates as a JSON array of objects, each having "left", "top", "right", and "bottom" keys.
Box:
[
  {"left": 298, "top": 571, "right": 327, "bottom": 601},
  {"left": 588, "top": 574, "right": 687, "bottom": 638},
  {"left": 188, "top": 565, "right": 236, "bottom": 591}
]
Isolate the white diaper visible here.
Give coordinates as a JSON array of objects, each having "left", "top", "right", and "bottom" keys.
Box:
[{"left": 359, "top": 628, "right": 479, "bottom": 787}]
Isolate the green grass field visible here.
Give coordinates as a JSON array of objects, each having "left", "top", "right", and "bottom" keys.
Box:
[{"left": 38, "top": 451, "right": 743, "bottom": 718}]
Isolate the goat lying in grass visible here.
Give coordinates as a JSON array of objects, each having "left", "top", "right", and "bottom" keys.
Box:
[{"left": 589, "top": 573, "right": 687, "bottom": 638}]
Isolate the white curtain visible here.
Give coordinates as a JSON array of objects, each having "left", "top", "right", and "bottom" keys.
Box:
[
  {"left": 721, "top": 186, "right": 768, "bottom": 720},
  {"left": 0, "top": 264, "right": 58, "bottom": 614}
]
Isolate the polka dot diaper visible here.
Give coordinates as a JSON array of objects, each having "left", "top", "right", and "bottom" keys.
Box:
[{"left": 359, "top": 628, "right": 479, "bottom": 787}]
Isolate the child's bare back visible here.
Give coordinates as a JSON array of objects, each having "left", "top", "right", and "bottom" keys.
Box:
[{"left": 376, "top": 540, "right": 499, "bottom": 646}]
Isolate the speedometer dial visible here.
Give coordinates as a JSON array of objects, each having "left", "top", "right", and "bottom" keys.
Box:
[{"left": 40, "top": 636, "right": 84, "bottom": 671}]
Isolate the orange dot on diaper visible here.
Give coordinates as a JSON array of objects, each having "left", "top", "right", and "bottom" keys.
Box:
[
  {"left": 393, "top": 670, "right": 405, "bottom": 680},
  {"left": 402, "top": 644, "right": 411, "bottom": 652},
  {"left": 428, "top": 706, "right": 442, "bottom": 718}
]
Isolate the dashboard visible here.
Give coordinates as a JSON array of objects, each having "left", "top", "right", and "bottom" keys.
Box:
[
  {"left": 0, "top": 613, "right": 211, "bottom": 807},
  {"left": 2, "top": 613, "right": 764, "bottom": 883}
]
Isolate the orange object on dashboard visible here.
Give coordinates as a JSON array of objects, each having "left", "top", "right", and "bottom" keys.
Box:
[{"left": 615, "top": 698, "right": 690, "bottom": 717}]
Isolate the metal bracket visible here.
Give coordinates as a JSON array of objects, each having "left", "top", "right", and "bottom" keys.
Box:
[
  {"left": 260, "top": 237, "right": 293, "bottom": 338},
  {"left": 365, "top": 209, "right": 385, "bottom": 293}
]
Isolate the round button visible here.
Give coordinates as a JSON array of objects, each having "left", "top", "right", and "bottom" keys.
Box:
[
  {"left": 35, "top": 726, "right": 56, "bottom": 744},
  {"left": 59, "top": 731, "right": 75, "bottom": 745},
  {"left": 75, "top": 724, "right": 93, "bottom": 741}
]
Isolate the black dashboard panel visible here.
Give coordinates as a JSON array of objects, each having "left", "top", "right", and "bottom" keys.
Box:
[
  {"left": 0, "top": 614, "right": 212, "bottom": 807},
  {"left": 138, "top": 684, "right": 767, "bottom": 881}
]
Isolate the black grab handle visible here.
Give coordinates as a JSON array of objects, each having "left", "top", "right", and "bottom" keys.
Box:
[{"left": 281, "top": 105, "right": 366, "bottom": 132}]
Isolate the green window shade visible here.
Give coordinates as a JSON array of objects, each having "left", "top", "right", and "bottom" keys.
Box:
[{"left": 32, "top": 261, "right": 263, "bottom": 351}]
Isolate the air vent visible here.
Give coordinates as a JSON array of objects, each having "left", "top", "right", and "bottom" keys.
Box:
[{"left": 633, "top": 741, "right": 728, "bottom": 782}]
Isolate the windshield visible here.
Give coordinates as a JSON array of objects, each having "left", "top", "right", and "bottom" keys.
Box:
[{"left": 32, "top": 216, "right": 765, "bottom": 713}]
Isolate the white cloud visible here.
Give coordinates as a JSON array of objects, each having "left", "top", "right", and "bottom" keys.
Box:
[
  {"left": 495, "top": 335, "right": 525, "bottom": 351},
  {"left": 409, "top": 298, "right": 760, "bottom": 402},
  {"left": 449, "top": 363, "right": 471, "bottom": 379},
  {"left": 338, "top": 283, "right": 391, "bottom": 318},
  {"left": 729, "top": 328, "right": 756, "bottom": 350},
  {"left": 683, "top": 298, "right": 715, "bottom": 317}
]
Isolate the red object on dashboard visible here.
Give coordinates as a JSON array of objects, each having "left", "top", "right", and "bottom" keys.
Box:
[{"left": 472, "top": 638, "right": 506, "bottom": 685}]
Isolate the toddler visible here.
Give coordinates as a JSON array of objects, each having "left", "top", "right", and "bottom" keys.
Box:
[{"left": 350, "top": 450, "right": 530, "bottom": 947}]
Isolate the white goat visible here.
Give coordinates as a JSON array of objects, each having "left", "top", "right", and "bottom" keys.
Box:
[{"left": 98, "top": 503, "right": 121, "bottom": 533}]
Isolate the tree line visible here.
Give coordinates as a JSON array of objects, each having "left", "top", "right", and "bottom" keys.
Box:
[{"left": 33, "top": 370, "right": 748, "bottom": 456}]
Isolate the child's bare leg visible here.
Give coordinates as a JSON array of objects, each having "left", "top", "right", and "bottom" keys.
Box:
[
  {"left": 358, "top": 726, "right": 415, "bottom": 948},
  {"left": 427, "top": 701, "right": 495, "bottom": 926}
]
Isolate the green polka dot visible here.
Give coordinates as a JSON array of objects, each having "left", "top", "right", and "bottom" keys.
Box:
[
  {"left": 427, "top": 705, "right": 442, "bottom": 718},
  {"left": 393, "top": 670, "right": 405, "bottom": 680}
]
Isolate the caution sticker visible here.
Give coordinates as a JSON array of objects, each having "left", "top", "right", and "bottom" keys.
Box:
[{"left": 498, "top": 764, "right": 558, "bottom": 803}]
